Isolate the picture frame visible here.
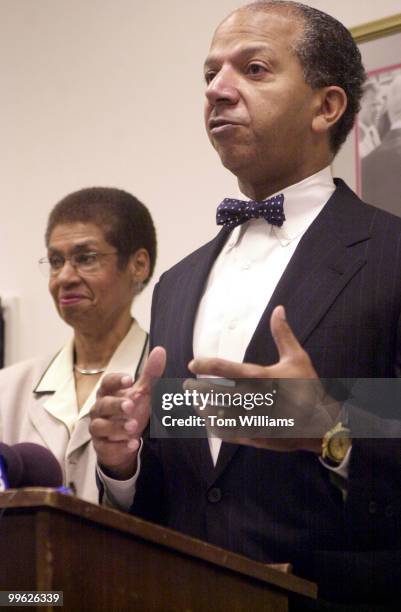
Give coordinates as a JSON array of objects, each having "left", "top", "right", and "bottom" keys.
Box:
[{"left": 333, "top": 13, "right": 401, "bottom": 216}]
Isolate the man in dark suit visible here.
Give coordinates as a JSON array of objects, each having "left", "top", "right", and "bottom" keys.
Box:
[
  {"left": 362, "top": 74, "right": 401, "bottom": 216},
  {"left": 90, "top": 1, "right": 401, "bottom": 606}
]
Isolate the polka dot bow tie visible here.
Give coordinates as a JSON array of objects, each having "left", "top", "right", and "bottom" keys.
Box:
[{"left": 216, "top": 193, "right": 285, "bottom": 230}]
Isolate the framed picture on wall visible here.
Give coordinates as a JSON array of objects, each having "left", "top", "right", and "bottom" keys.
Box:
[{"left": 333, "top": 13, "right": 401, "bottom": 217}]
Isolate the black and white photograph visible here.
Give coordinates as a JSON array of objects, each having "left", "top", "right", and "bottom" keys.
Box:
[{"left": 357, "top": 65, "right": 401, "bottom": 215}]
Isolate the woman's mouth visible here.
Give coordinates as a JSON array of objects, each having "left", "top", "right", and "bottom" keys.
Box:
[{"left": 59, "top": 294, "right": 86, "bottom": 306}]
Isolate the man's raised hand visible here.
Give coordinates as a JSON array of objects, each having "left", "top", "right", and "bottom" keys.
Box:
[{"left": 89, "top": 347, "right": 166, "bottom": 479}]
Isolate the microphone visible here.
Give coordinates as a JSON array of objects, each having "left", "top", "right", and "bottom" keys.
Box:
[{"left": 0, "top": 442, "right": 63, "bottom": 489}]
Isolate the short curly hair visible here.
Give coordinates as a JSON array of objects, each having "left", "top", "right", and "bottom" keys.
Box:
[
  {"left": 240, "top": 1, "right": 366, "bottom": 154},
  {"left": 45, "top": 187, "right": 157, "bottom": 285}
]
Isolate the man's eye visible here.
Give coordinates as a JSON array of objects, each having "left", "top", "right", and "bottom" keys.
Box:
[
  {"left": 205, "top": 71, "right": 217, "bottom": 84},
  {"left": 75, "top": 252, "right": 97, "bottom": 266},
  {"left": 247, "top": 63, "right": 267, "bottom": 76}
]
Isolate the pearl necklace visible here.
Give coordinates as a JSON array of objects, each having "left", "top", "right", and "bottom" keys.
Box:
[{"left": 74, "top": 365, "right": 106, "bottom": 375}]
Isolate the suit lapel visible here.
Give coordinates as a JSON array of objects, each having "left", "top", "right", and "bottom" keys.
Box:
[
  {"left": 207, "top": 441, "right": 240, "bottom": 486},
  {"left": 160, "top": 228, "right": 232, "bottom": 480},
  {"left": 165, "top": 228, "right": 231, "bottom": 377},
  {"left": 244, "top": 180, "right": 371, "bottom": 366}
]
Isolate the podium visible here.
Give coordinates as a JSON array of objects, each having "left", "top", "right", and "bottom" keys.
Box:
[{"left": 0, "top": 489, "right": 316, "bottom": 611}]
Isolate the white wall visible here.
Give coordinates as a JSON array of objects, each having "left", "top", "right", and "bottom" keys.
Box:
[{"left": 1, "top": 0, "right": 400, "bottom": 364}]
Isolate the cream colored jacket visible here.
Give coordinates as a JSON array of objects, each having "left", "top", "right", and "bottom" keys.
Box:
[{"left": 0, "top": 320, "right": 148, "bottom": 503}]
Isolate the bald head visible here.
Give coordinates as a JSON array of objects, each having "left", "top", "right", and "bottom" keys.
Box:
[
  {"left": 214, "top": 1, "right": 304, "bottom": 47},
  {"left": 220, "top": 0, "right": 305, "bottom": 25}
]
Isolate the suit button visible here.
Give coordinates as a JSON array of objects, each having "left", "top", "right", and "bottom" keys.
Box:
[
  {"left": 368, "top": 501, "right": 378, "bottom": 514},
  {"left": 385, "top": 505, "right": 394, "bottom": 518},
  {"left": 208, "top": 487, "right": 222, "bottom": 503}
]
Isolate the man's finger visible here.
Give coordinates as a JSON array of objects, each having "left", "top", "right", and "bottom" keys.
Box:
[
  {"left": 188, "top": 356, "right": 266, "bottom": 378},
  {"left": 90, "top": 396, "right": 132, "bottom": 419},
  {"left": 270, "top": 305, "right": 303, "bottom": 361},
  {"left": 136, "top": 346, "right": 166, "bottom": 389},
  {"left": 96, "top": 372, "right": 134, "bottom": 398},
  {"left": 89, "top": 417, "right": 131, "bottom": 442}
]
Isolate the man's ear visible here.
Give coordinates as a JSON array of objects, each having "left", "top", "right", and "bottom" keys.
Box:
[
  {"left": 128, "top": 248, "right": 151, "bottom": 285},
  {"left": 312, "top": 86, "right": 348, "bottom": 135}
]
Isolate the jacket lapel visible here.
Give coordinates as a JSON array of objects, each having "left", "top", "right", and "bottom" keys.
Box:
[
  {"left": 67, "top": 416, "right": 92, "bottom": 458},
  {"left": 27, "top": 396, "right": 70, "bottom": 462},
  {"left": 244, "top": 180, "right": 371, "bottom": 365},
  {"left": 159, "top": 229, "right": 232, "bottom": 479},
  {"left": 164, "top": 228, "right": 231, "bottom": 377},
  {"left": 207, "top": 441, "right": 240, "bottom": 486},
  {"left": 29, "top": 350, "right": 71, "bottom": 460}
]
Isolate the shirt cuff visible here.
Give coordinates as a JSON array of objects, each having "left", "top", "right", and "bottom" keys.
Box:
[
  {"left": 97, "top": 439, "right": 143, "bottom": 511},
  {"left": 319, "top": 445, "right": 352, "bottom": 479}
]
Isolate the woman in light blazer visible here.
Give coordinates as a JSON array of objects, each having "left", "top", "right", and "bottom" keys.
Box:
[{"left": 0, "top": 187, "right": 156, "bottom": 502}]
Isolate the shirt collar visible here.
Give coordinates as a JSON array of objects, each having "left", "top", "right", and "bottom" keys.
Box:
[
  {"left": 227, "top": 165, "right": 335, "bottom": 246},
  {"left": 35, "top": 319, "right": 147, "bottom": 394}
]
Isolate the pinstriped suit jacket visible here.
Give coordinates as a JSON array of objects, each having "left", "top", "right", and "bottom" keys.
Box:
[{"left": 132, "top": 180, "right": 401, "bottom": 603}]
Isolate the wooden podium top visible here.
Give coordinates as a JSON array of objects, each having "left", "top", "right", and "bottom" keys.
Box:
[{"left": 0, "top": 488, "right": 317, "bottom": 601}]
